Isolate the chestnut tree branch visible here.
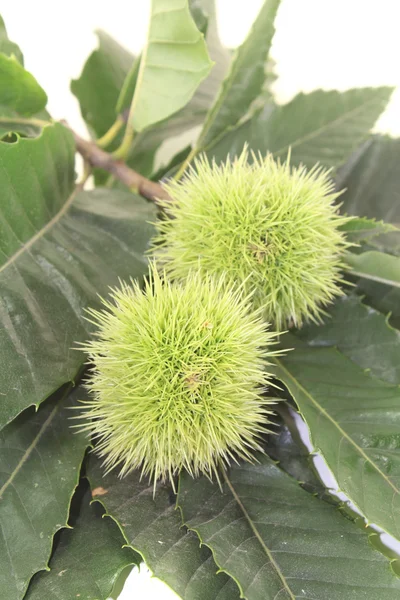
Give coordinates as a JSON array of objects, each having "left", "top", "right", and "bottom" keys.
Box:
[{"left": 62, "top": 122, "right": 172, "bottom": 204}]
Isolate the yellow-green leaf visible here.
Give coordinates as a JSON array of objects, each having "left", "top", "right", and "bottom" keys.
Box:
[{"left": 129, "top": 0, "right": 213, "bottom": 133}]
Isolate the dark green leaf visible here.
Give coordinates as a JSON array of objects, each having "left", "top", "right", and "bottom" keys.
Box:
[
  {"left": 25, "top": 487, "right": 138, "bottom": 600},
  {"left": 345, "top": 250, "right": 400, "bottom": 288},
  {"left": 178, "top": 455, "right": 400, "bottom": 600},
  {"left": 152, "top": 144, "right": 192, "bottom": 182},
  {"left": 335, "top": 135, "right": 400, "bottom": 322},
  {"left": 298, "top": 294, "right": 400, "bottom": 384},
  {"left": 273, "top": 335, "right": 400, "bottom": 544},
  {"left": 208, "top": 87, "right": 392, "bottom": 169},
  {"left": 0, "top": 124, "right": 156, "bottom": 429},
  {"left": 338, "top": 135, "right": 400, "bottom": 226},
  {"left": 197, "top": 0, "right": 281, "bottom": 149},
  {"left": 337, "top": 135, "right": 400, "bottom": 258},
  {"left": 204, "top": 102, "right": 273, "bottom": 162},
  {"left": 127, "top": 0, "right": 213, "bottom": 132},
  {"left": 356, "top": 279, "right": 400, "bottom": 329},
  {"left": 265, "top": 413, "right": 325, "bottom": 496},
  {"left": 0, "top": 385, "right": 88, "bottom": 600},
  {"left": 188, "top": 0, "right": 231, "bottom": 109},
  {"left": 115, "top": 55, "right": 140, "bottom": 116},
  {"left": 87, "top": 458, "right": 240, "bottom": 600},
  {"left": 0, "top": 14, "right": 23, "bottom": 64},
  {"left": 71, "top": 31, "right": 134, "bottom": 140},
  {"left": 0, "top": 53, "right": 47, "bottom": 115},
  {"left": 190, "top": 0, "right": 209, "bottom": 33}
]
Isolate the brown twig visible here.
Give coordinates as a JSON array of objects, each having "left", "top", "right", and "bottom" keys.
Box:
[{"left": 62, "top": 122, "right": 172, "bottom": 204}]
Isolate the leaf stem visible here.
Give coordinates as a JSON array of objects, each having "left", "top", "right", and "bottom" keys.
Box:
[
  {"left": 113, "top": 120, "right": 135, "bottom": 160},
  {"left": 96, "top": 116, "right": 124, "bottom": 148}
]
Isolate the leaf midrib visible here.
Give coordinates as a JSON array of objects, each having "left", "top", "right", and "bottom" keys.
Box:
[
  {"left": 0, "top": 385, "right": 72, "bottom": 499},
  {"left": 222, "top": 469, "right": 295, "bottom": 600},
  {"left": 272, "top": 356, "right": 400, "bottom": 497},
  {"left": 273, "top": 91, "right": 389, "bottom": 158},
  {"left": 0, "top": 185, "right": 80, "bottom": 275}
]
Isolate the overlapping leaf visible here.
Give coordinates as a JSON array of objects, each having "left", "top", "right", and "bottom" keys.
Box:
[
  {"left": 0, "top": 53, "right": 47, "bottom": 115},
  {"left": 208, "top": 87, "right": 392, "bottom": 168},
  {"left": 333, "top": 136, "right": 400, "bottom": 324},
  {"left": 356, "top": 278, "right": 400, "bottom": 329},
  {"left": 71, "top": 1, "right": 230, "bottom": 178},
  {"left": 0, "top": 124, "right": 156, "bottom": 429},
  {"left": 71, "top": 31, "right": 135, "bottom": 141},
  {"left": 196, "top": 0, "right": 281, "bottom": 150},
  {"left": 0, "top": 385, "right": 88, "bottom": 600},
  {"left": 340, "top": 217, "right": 397, "bottom": 244},
  {"left": 25, "top": 486, "right": 138, "bottom": 600},
  {"left": 338, "top": 134, "right": 400, "bottom": 226},
  {"left": 185, "top": 0, "right": 231, "bottom": 114},
  {"left": 87, "top": 458, "right": 240, "bottom": 600},
  {"left": 178, "top": 455, "right": 400, "bottom": 600},
  {"left": 298, "top": 294, "right": 400, "bottom": 384},
  {"left": 127, "top": 0, "right": 213, "bottom": 133},
  {"left": 0, "top": 15, "right": 46, "bottom": 116},
  {"left": 265, "top": 412, "right": 325, "bottom": 495},
  {"left": 273, "top": 335, "right": 400, "bottom": 543},
  {"left": 0, "top": 14, "right": 23, "bottom": 63},
  {"left": 345, "top": 250, "right": 400, "bottom": 288},
  {"left": 0, "top": 108, "right": 45, "bottom": 139},
  {"left": 335, "top": 135, "right": 400, "bottom": 320}
]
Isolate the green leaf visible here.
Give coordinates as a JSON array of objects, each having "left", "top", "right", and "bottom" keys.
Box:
[
  {"left": 338, "top": 135, "right": 400, "bottom": 226},
  {"left": 0, "top": 124, "right": 156, "bottom": 430},
  {"left": 87, "top": 458, "right": 240, "bottom": 600},
  {"left": 298, "top": 294, "right": 400, "bottom": 385},
  {"left": 25, "top": 486, "right": 138, "bottom": 600},
  {"left": 71, "top": 2, "right": 229, "bottom": 178},
  {"left": 196, "top": 0, "right": 280, "bottom": 149},
  {"left": 0, "top": 384, "right": 88, "bottom": 600},
  {"left": 0, "top": 53, "right": 47, "bottom": 115},
  {"left": 356, "top": 278, "right": 400, "bottom": 330},
  {"left": 0, "top": 14, "right": 24, "bottom": 64},
  {"left": 340, "top": 217, "right": 397, "bottom": 244},
  {"left": 190, "top": 0, "right": 209, "bottom": 33},
  {"left": 178, "top": 455, "right": 400, "bottom": 600},
  {"left": 115, "top": 55, "right": 140, "bottom": 116},
  {"left": 208, "top": 87, "right": 393, "bottom": 169},
  {"left": 128, "top": 0, "right": 213, "bottom": 133},
  {"left": 0, "top": 109, "right": 46, "bottom": 139},
  {"left": 273, "top": 335, "right": 400, "bottom": 543},
  {"left": 335, "top": 136, "right": 400, "bottom": 322},
  {"left": 345, "top": 250, "right": 400, "bottom": 288},
  {"left": 188, "top": 0, "right": 231, "bottom": 108},
  {"left": 71, "top": 31, "right": 134, "bottom": 140},
  {"left": 337, "top": 135, "right": 400, "bottom": 258}
]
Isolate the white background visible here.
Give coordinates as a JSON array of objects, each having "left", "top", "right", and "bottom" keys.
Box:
[{"left": 2, "top": 1, "right": 399, "bottom": 598}]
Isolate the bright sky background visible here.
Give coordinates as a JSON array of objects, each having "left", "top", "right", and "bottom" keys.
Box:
[{"left": 2, "top": 1, "right": 399, "bottom": 598}]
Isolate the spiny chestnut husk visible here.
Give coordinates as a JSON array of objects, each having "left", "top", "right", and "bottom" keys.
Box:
[
  {"left": 152, "top": 149, "right": 352, "bottom": 329},
  {"left": 76, "top": 265, "right": 279, "bottom": 486}
]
